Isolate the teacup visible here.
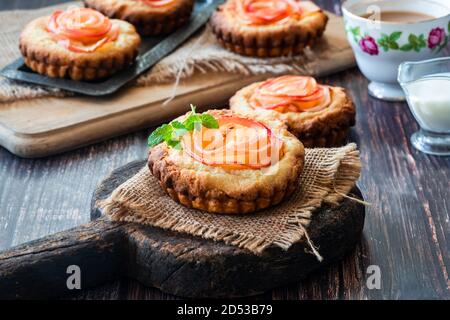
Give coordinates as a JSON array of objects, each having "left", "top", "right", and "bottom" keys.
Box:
[{"left": 342, "top": 0, "right": 450, "bottom": 101}]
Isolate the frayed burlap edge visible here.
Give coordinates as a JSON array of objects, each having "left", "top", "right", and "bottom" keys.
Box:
[
  {"left": 99, "top": 144, "right": 360, "bottom": 258},
  {"left": 135, "top": 25, "right": 315, "bottom": 86},
  {"left": 271, "top": 144, "right": 361, "bottom": 258}
]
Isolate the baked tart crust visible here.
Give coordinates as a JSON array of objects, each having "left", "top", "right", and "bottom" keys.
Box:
[
  {"left": 230, "top": 77, "right": 356, "bottom": 147},
  {"left": 210, "top": 0, "right": 328, "bottom": 57},
  {"left": 148, "top": 109, "right": 305, "bottom": 215},
  {"left": 84, "top": 0, "right": 194, "bottom": 36},
  {"left": 19, "top": 11, "right": 141, "bottom": 81}
]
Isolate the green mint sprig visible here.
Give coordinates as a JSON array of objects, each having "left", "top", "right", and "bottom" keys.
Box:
[{"left": 148, "top": 104, "right": 219, "bottom": 149}]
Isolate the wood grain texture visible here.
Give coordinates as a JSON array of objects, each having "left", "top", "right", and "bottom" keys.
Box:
[
  {"left": 0, "top": 160, "right": 364, "bottom": 299},
  {"left": 0, "top": 0, "right": 449, "bottom": 300},
  {"left": 0, "top": 218, "right": 127, "bottom": 299},
  {"left": 94, "top": 160, "right": 364, "bottom": 298},
  {"left": 0, "top": 160, "right": 365, "bottom": 299},
  {"left": 0, "top": 9, "right": 353, "bottom": 158}
]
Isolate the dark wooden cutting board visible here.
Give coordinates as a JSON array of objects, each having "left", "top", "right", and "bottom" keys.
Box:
[{"left": 0, "top": 160, "right": 365, "bottom": 299}]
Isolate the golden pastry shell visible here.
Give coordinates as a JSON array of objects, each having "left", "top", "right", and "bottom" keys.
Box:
[
  {"left": 230, "top": 82, "right": 356, "bottom": 147},
  {"left": 84, "top": 0, "right": 194, "bottom": 36},
  {"left": 209, "top": 0, "right": 328, "bottom": 57},
  {"left": 148, "top": 109, "right": 305, "bottom": 214},
  {"left": 19, "top": 16, "right": 141, "bottom": 81}
]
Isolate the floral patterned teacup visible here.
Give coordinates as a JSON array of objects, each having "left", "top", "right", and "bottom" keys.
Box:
[{"left": 342, "top": 0, "right": 450, "bottom": 101}]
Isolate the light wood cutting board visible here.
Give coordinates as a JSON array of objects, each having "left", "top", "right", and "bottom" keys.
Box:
[{"left": 0, "top": 13, "right": 355, "bottom": 158}]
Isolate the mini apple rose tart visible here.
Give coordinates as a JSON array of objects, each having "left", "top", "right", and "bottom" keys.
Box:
[
  {"left": 84, "top": 0, "right": 194, "bottom": 36},
  {"left": 19, "top": 7, "right": 141, "bottom": 81},
  {"left": 230, "top": 76, "right": 356, "bottom": 147},
  {"left": 210, "top": 0, "right": 328, "bottom": 57},
  {"left": 148, "top": 107, "right": 304, "bottom": 214}
]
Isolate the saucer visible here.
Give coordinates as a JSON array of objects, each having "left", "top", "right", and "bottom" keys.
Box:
[{"left": 368, "top": 82, "right": 406, "bottom": 102}]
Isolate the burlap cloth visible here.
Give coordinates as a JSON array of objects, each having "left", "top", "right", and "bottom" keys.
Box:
[
  {"left": 100, "top": 143, "right": 361, "bottom": 259},
  {"left": 0, "top": 1, "right": 353, "bottom": 102}
]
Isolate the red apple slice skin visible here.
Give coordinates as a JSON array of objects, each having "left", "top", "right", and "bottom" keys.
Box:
[
  {"left": 140, "top": 0, "right": 175, "bottom": 7},
  {"left": 183, "top": 116, "right": 283, "bottom": 170},
  {"left": 235, "top": 0, "right": 302, "bottom": 25},
  {"left": 250, "top": 76, "right": 332, "bottom": 113},
  {"left": 47, "top": 8, "right": 119, "bottom": 53}
]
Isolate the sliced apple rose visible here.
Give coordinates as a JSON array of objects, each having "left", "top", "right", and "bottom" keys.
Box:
[
  {"left": 47, "top": 7, "right": 119, "bottom": 53},
  {"left": 182, "top": 115, "right": 284, "bottom": 170},
  {"left": 249, "top": 76, "right": 331, "bottom": 113},
  {"left": 230, "top": 76, "right": 356, "bottom": 147},
  {"left": 19, "top": 6, "right": 140, "bottom": 80},
  {"left": 140, "top": 0, "right": 176, "bottom": 7},
  {"left": 235, "top": 0, "right": 301, "bottom": 25}
]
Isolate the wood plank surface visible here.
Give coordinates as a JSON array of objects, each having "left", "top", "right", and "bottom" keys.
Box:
[
  {"left": 0, "top": 0, "right": 449, "bottom": 300},
  {"left": 0, "top": 160, "right": 365, "bottom": 299},
  {"left": 0, "top": 3, "right": 354, "bottom": 158}
]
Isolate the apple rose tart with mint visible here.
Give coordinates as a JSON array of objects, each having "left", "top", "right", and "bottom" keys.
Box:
[
  {"left": 19, "top": 7, "right": 140, "bottom": 81},
  {"left": 210, "top": 0, "right": 328, "bottom": 57},
  {"left": 148, "top": 107, "right": 304, "bottom": 214},
  {"left": 230, "top": 76, "right": 356, "bottom": 147}
]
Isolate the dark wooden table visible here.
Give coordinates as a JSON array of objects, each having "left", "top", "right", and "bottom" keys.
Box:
[{"left": 0, "top": 0, "right": 449, "bottom": 300}]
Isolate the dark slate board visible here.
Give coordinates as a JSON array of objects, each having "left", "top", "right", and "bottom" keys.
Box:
[{"left": 0, "top": 160, "right": 365, "bottom": 299}]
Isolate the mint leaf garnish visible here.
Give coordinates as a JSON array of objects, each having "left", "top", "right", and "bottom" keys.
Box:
[
  {"left": 166, "top": 140, "right": 182, "bottom": 150},
  {"left": 183, "top": 114, "right": 202, "bottom": 131},
  {"left": 147, "top": 104, "right": 219, "bottom": 149},
  {"left": 171, "top": 120, "right": 185, "bottom": 129},
  {"left": 183, "top": 104, "right": 202, "bottom": 131},
  {"left": 148, "top": 124, "right": 171, "bottom": 147},
  {"left": 200, "top": 114, "right": 219, "bottom": 129},
  {"left": 173, "top": 128, "right": 188, "bottom": 138}
]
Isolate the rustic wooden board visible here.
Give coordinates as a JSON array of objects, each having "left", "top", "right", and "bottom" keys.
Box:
[
  {"left": 0, "top": 160, "right": 365, "bottom": 299},
  {"left": 0, "top": 12, "right": 355, "bottom": 158}
]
